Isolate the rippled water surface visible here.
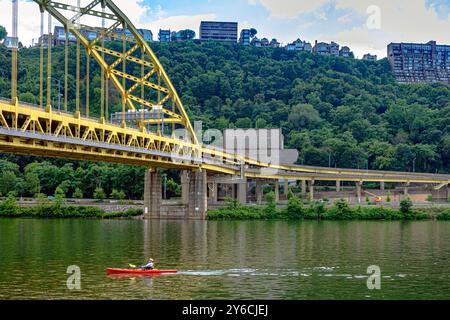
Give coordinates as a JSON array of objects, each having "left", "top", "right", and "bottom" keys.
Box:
[{"left": 1, "top": 218, "right": 450, "bottom": 299}]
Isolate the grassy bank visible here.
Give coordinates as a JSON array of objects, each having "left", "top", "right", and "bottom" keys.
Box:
[
  {"left": 208, "top": 193, "right": 450, "bottom": 221},
  {"left": 0, "top": 195, "right": 143, "bottom": 219}
]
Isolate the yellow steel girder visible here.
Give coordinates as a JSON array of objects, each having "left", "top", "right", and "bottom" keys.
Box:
[{"left": 32, "top": 0, "right": 198, "bottom": 143}]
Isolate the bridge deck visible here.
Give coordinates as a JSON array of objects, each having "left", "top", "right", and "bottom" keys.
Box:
[{"left": 0, "top": 99, "right": 449, "bottom": 188}]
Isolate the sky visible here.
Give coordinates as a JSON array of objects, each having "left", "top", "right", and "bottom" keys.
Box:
[{"left": 0, "top": 0, "right": 449, "bottom": 58}]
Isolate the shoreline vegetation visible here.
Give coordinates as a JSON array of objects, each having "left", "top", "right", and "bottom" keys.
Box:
[
  {"left": 0, "top": 194, "right": 143, "bottom": 219},
  {"left": 0, "top": 192, "right": 449, "bottom": 221},
  {"left": 207, "top": 192, "right": 450, "bottom": 221}
]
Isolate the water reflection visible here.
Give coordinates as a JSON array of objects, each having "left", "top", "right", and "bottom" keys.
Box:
[{"left": 1, "top": 219, "right": 450, "bottom": 299}]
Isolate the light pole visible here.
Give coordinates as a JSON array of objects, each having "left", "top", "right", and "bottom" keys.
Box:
[{"left": 51, "top": 77, "right": 62, "bottom": 112}]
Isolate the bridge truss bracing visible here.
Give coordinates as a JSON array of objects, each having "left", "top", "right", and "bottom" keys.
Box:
[{"left": 0, "top": 0, "right": 449, "bottom": 189}]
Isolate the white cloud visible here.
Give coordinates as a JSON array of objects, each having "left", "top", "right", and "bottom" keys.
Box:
[
  {"left": 140, "top": 13, "right": 218, "bottom": 35},
  {"left": 337, "top": 12, "right": 352, "bottom": 23},
  {"left": 0, "top": 0, "right": 42, "bottom": 46},
  {"left": 316, "top": 12, "right": 328, "bottom": 21},
  {"left": 0, "top": 0, "right": 216, "bottom": 45},
  {"left": 248, "top": 0, "right": 329, "bottom": 18},
  {"left": 251, "top": 0, "right": 449, "bottom": 57},
  {"left": 240, "top": 20, "right": 253, "bottom": 30},
  {"left": 332, "top": 0, "right": 450, "bottom": 57}
]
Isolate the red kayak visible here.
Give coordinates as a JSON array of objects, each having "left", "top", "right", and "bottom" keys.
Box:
[{"left": 106, "top": 268, "right": 177, "bottom": 275}]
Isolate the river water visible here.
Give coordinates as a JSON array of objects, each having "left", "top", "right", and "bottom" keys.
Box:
[{"left": 1, "top": 218, "right": 450, "bottom": 300}]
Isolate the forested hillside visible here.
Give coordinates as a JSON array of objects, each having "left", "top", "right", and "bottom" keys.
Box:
[{"left": 0, "top": 40, "right": 449, "bottom": 199}]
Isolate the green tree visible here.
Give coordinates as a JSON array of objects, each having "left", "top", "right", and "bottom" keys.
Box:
[
  {"left": 110, "top": 189, "right": 126, "bottom": 200},
  {"left": 93, "top": 187, "right": 106, "bottom": 200},
  {"left": 0, "top": 171, "right": 17, "bottom": 196},
  {"left": 177, "top": 29, "right": 195, "bottom": 40},
  {"left": 0, "top": 194, "right": 18, "bottom": 215},
  {"left": 54, "top": 186, "right": 66, "bottom": 199},
  {"left": 72, "top": 187, "right": 83, "bottom": 199},
  {"left": 264, "top": 191, "right": 277, "bottom": 216},
  {"left": 288, "top": 103, "right": 322, "bottom": 129},
  {"left": 166, "top": 178, "right": 181, "bottom": 198},
  {"left": 235, "top": 117, "right": 252, "bottom": 128},
  {"left": 400, "top": 198, "right": 413, "bottom": 214},
  {"left": 23, "top": 172, "right": 40, "bottom": 196},
  {"left": 0, "top": 25, "right": 7, "bottom": 41},
  {"left": 285, "top": 195, "right": 305, "bottom": 219}
]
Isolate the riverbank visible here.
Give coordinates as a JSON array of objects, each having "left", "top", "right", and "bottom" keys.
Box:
[
  {"left": 207, "top": 196, "right": 450, "bottom": 221},
  {"left": 1, "top": 194, "right": 449, "bottom": 221},
  {"left": 0, "top": 196, "right": 143, "bottom": 219}
]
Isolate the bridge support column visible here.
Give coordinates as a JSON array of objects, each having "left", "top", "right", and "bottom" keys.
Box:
[
  {"left": 356, "top": 181, "right": 363, "bottom": 204},
  {"left": 144, "top": 169, "right": 161, "bottom": 219},
  {"left": 231, "top": 184, "right": 237, "bottom": 199},
  {"left": 336, "top": 180, "right": 341, "bottom": 192},
  {"left": 309, "top": 180, "right": 315, "bottom": 202},
  {"left": 404, "top": 182, "right": 410, "bottom": 198},
  {"left": 274, "top": 181, "right": 280, "bottom": 202},
  {"left": 302, "top": 180, "right": 307, "bottom": 198},
  {"left": 380, "top": 182, "right": 385, "bottom": 191},
  {"left": 447, "top": 185, "right": 450, "bottom": 203},
  {"left": 283, "top": 180, "right": 289, "bottom": 197},
  {"left": 256, "top": 180, "right": 263, "bottom": 205},
  {"left": 208, "top": 182, "right": 218, "bottom": 204},
  {"left": 238, "top": 180, "right": 247, "bottom": 204},
  {"left": 181, "top": 170, "right": 207, "bottom": 219}
]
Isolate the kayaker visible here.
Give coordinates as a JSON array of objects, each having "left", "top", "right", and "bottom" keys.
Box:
[{"left": 141, "top": 258, "right": 154, "bottom": 270}]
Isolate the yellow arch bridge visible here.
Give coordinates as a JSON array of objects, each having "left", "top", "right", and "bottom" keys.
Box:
[{"left": 1, "top": 0, "right": 449, "bottom": 218}]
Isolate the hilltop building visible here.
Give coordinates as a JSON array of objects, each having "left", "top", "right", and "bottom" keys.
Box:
[
  {"left": 39, "top": 26, "right": 153, "bottom": 47},
  {"left": 158, "top": 29, "right": 171, "bottom": 42},
  {"left": 53, "top": 26, "right": 76, "bottom": 46},
  {"left": 339, "top": 46, "right": 354, "bottom": 58},
  {"left": 313, "top": 41, "right": 341, "bottom": 56},
  {"left": 286, "top": 39, "right": 312, "bottom": 52},
  {"left": 239, "top": 29, "right": 251, "bottom": 45},
  {"left": 199, "top": 21, "right": 238, "bottom": 42},
  {"left": 2, "top": 36, "right": 17, "bottom": 48},
  {"left": 250, "top": 37, "right": 261, "bottom": 47},
  {"left": 388, "top": 40, "right": 450, "bottom": 84},
  {"left": 270, "top": 39, "right": 280, "bottom": 48},
  {"left": 363, "top": 53, "right": 377, "bottom": 61},
  {"left": 260, "top": 38, "right": 269, "bottom": 47}
]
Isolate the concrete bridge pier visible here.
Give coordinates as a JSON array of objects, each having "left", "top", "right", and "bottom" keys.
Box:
[
  {"left": 336, "top": 180, "right": 341, "bottom": 192},
  {"left": 380, "top": 182, "right": 385, "bottom": 191},
  {"left": 181, "top": 170, "right": 208, "bottom": 219},
  {"left": 274, "top": 181, "right": 280, "bottom": 202},
  {"left": 238, "top": 180, "right": 247, "bottom": 204},
  {"left": 356, "top": 181, "right": 363, "bottom": 204},
  {"left": 256, "top": 180, "right": 263, "bottom": 205},
  {"left": 404, "top": 182, "right": 410, "bottom": 199},
  {"left": 309, "top": 180, "right": 315, "bottom": 201},
  {"left": 144, "top": 169, "right": 162, "bottom": 219},
  {"left": 283, "top": 180, "right": 289, "bottom": 197},
  {"left": 302, "top": 180, "right": 307, "bottom": 198}
]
